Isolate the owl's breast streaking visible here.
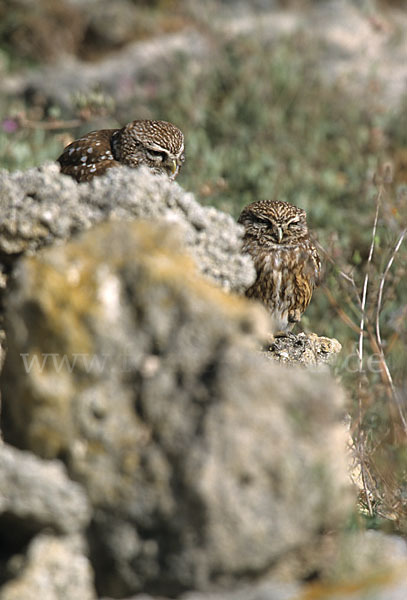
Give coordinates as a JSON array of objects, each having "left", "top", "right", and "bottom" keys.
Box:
[{"left": 238, "top": 200, "right": 321, "bottom": 333}]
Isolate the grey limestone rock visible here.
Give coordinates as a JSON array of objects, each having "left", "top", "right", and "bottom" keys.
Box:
[
  {"left": 0, "top": 219, "right": 352, "bottom": 597},
  {"left": 111, "top": 566, "right": 407, "bottom": 600},
  {"left": 102, "top": 578, "right": 300, "bottom": 600},
  {"left": 0, "top": 163, "right": 255, "bottom": 294},
  {"left": 18, "top": 30, "right": 211, "bottom": 110},
  {"left": 5, "top": 1, "right": 406, "bottom": 111},
  {"left": 0, "top": 443, "right": 91, "bottom": 536},
  {"left": 0, "top": 534, "right": 96, "bottom": 600},
  {"left": 265, "top": 332, "right": 342, "bottom": 367}
]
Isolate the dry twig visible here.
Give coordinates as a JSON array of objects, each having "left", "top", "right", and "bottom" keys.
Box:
[{"left": 374, "top": 228, "right": 407, "bottom": 433}]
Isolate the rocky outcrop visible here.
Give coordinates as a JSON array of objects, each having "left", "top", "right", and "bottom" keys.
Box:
[
  {"left": 0, "top": 444, "right": 90, "bottom": 535},
  {"left": 0, "top": 534, "right": 95, "bottom": 600},
  {"left": 0, "top": 216, "right": 352, "bottom": 597},
  {"left": 0, "top": 164, "right": 403, "bottom": 600},
  {"left": 0, "top": 164, "right": 254, "bottom": 294},
  {"left": 0, "top": 444, "right": 94, "bottom": 600},
  {"left": 5, "top": 1, "right": 406, "bottom": 110},
  {"left": 266, "top": 332, "right": 342, "bottom": 367}
]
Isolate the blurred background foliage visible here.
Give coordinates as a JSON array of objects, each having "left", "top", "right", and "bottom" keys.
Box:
[{"left": 1, "top": 0, "right": 407, "bottom": 530}]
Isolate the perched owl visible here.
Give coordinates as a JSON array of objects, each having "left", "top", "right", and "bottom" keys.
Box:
[
  {"left": 57, "top": 119, "right": 185, "bottom": 183},
  {"left": 238, "top": 199, "right": 321, "bottom": 333}
]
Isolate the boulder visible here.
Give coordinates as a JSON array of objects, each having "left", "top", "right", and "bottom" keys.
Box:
[
  {"left": 0, "top": 219, "right": 352, "bottom": 597},
  {"left": 0, "top": 164, "right": 254, "bottom": 295},
  {"left": 0, "top": 534, "right": 95, "bottom": 600},
  {"left": 0, "top": 443, "right": 90, "bottom": 538},
  {"left": 266, "top": 332, "right": 342, "bottom": 367}
]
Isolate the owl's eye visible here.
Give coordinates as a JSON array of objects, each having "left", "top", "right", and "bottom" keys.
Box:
[
  {"left": 253, "top": 215, "right": 270, "bottom": 227},
  {"left": 147, "top": 149, "right": 167, "bottom": 161}
]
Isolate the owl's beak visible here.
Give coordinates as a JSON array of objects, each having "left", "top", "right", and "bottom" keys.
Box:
[
  {"left": 277, "top": 227, "right": 283, "bottom": 243},
  {"left": 170, "top": 159, "right": 177, "bottom": 175},
  {"left": 164, "top": 158, "right": 178, "bottom": 179}
]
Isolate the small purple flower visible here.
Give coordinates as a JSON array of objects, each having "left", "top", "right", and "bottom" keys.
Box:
[{"left": 2, "top": 118, "right": 19, "bottom": 133}]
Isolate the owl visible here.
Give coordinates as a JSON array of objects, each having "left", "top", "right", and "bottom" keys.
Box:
[
  {"left": 57, "top": 119, "right": 185, "bottom": 183},
  {"left": 238, "top": 199, "right": 321, "bottom": 333}
]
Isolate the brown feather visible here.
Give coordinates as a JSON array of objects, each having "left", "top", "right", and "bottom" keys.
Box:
[
  {"left": 57, "top": 120, "right": 184, "bottom": 183},
  {"left": 238, "top": 199, "right": 321, "bottom": 333}
]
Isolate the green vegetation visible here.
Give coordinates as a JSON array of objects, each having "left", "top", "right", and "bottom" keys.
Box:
[{"left": 1, "top": 26, "right": 407, "bottom": 529}]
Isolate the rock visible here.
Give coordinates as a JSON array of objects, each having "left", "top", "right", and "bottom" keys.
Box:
[
  {"left": 79, "top": 0, "right": 163, "bottom": 53},
  {"left": 265, "top": 332, "right": 342, "bottom": 367},
  {"left": 0, "top": 164, "right": 254, "bottom": 294},
  {"left": 306, "top": 0, "right": 407, "bottom": 108},
  {"left": 16, "top": 31, "right": 211, "bottom": 110},
  {"left": 0, "top": 534, "right": 95, "bottom": 600},
  {"left": 321, "top": 530, "right": 407, "bottom": 582},
  {"left": 102, "top": 578, "right": 300, "bottom": 600},
  {"left": 100, "top": 544, "right": 407, "bottom": 600},
  {"left": 0, "top": 219, "right": 353, "bottom": 597},
  {"left": 302, "top": 566, "right": 407, "bottom": 600},
  {"left": 0, "top": 443, "right": 91, "bottom": 538},
  {"left": 180, "top": 580, "right": 300, "bottom": 600},
  {"left": 5, "top": 1, "right": 406, "bottom": 110}
]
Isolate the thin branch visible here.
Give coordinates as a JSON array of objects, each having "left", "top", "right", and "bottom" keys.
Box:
[
  {"left": 354, "top": 184, "right": 382, "bottom": 496},
  {"left": 315, "top": 241, "right": 356, "bottom": 285},
  {"left": 359, "top": 444, "right": 374, "bottom": 517},
  {"left": 387, "top": 331, "right": 401, "bottom": 353},
  {"left": 375, "top": 228, "right": 407, "bottom": 348},
  {"left": 357, "top": 185, "right": 382, "bottom": 374},
  {"left": 322, "top": 284, "right": 361, "bottom": 333},
  {"left": 374, "top": 228, "right": 407, "bottom": 433},
  {"left": 315, "top": 240, "right": 361, "bottom": 308}
]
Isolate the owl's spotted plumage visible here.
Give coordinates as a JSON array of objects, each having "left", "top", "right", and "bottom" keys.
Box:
[
  {"left": 238, "top": 199, "right": 321, "bottom": 333},
  {"left": 57, "top": 119, "right": 185, "bottom": 183}
]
